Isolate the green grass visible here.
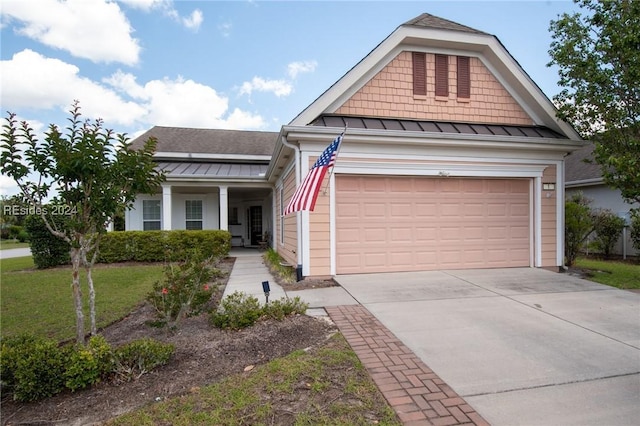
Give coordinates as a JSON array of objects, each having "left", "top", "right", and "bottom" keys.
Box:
[
  {"left": 0, "top": 240, "right": 30, "bottom": 250},
  {"left": 1, "top": 257, "right": 164, "bottom": 341},
  {"left": 106, "top": 334, "right": 401, "bottom": 426},
  {"left": 575, "top": 257, "right": 640, "bottom": 290}
]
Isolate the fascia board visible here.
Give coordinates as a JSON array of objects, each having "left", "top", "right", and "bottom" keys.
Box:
[{"left": 565, "top": 178, "right": 604, "bottom": 187}]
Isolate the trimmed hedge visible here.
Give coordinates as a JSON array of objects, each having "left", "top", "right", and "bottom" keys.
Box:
[
  {"left": 97, "top": 230, "right": 231, "bottom": 263},
  {"left": 24, "top": 215, "right": 71, "bottom": 269}
]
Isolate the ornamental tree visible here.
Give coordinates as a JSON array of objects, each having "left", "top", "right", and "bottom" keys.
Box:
[
  {"left": 548, "top": 0, "right": 640, "bottom": 205},
  {"left": 1, "top": 101, "right": 165, "bottom": 344}
]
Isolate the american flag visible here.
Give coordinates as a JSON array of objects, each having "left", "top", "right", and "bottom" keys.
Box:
[{"left": 283, "top": 132, "right": 343, "bottom": 215}]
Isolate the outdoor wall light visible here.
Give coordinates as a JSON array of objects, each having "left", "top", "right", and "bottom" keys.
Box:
[{"left": 543, "top": 183, "right": 556, "bottom": 191}]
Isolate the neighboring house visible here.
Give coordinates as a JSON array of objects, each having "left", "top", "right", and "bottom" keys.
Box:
[
  {"left": 565, "top": 143, "right": 639, "bottom": 257},
  {"left": 128, "top": 13, "right": 585, "bottom": 278}
]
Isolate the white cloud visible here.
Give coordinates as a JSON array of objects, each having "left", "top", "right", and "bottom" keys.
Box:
[
  {"left": 182, "top": 9, "right": 203, "bottom": 31},
  {"left": 104, "top": 71, "right": 266, "bottom": 129},
  {"left": 119, "top": 0, "right": 202, "bottom": 31},
  {"left": 287, "top": 60, "right": 318, "bottom": 79},
  {"left": 0, "top": 174, "right": 20, "bottom": 198},
  {"left": 239, "top": 77, "right": 293, "bottom": 98},
  {"left": 2, "top": 50, "right": 265, "bottom": 132},
  {"left": 218, "top": 21, "right": 232, "bottom": 38},
  {"left": 1, "top": 0, "right": 140, "bottom": 65},
  {"left": 1, "top": 50, "right": 146, "bottom": 126}
]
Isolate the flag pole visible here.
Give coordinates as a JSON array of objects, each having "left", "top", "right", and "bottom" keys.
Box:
[{"left": 322, "top": 124, "right": 347, "bottom": 195}]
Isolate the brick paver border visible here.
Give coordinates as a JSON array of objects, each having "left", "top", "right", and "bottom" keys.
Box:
[{"left": 326, "top": 305, "right": 490, "bottom": 426}]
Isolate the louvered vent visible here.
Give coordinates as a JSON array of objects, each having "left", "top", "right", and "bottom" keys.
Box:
[
  {"left": 412, "top": 52, "right": 426, "bottom": 96},
  {"left": 457, "top": 56, "right": 470, "bottom": 98},
  {"left": 435, "top": 54, "right": 448, "bottom": 97}
]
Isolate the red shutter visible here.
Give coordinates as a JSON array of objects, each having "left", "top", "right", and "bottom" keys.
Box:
[
  {"left": 457, "top": 56, "right": 470, "bottom": 98},
  {"left": 435, "top": 54, "right": 448, "bottom": 97},
  {"left": 412, "top": 52, "right": 426, "bottom": 96}
]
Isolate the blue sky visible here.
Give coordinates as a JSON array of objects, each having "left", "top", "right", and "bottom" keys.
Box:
[{"left": 0, "top": 0, "right": 582, "bottom": 196}]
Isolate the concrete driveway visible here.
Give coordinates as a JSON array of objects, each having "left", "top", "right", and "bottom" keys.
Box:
[{"left": 335, "top": 268, "right": 640, "bottom": 426}]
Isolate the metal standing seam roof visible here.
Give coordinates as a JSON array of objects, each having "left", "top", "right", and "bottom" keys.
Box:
[
  {"left": 311, "top": 115, "right": 568, "bottom": 139},
  {"left": 157, "top": 161, "right": 268, "bottom": 179}
]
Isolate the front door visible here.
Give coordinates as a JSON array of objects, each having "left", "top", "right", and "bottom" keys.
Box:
[{"left": 248, "top": 206, "right": 263, "bottom": 246}]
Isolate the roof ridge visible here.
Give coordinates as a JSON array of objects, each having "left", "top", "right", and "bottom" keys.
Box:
[{"left": 402, "top": 12, "right": 488, "bottom": 35}]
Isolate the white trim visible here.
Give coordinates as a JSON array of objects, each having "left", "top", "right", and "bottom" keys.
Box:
[
  {"left": 534, "top": 177, "right": 542, "bottom": 267},
  {"left": 219, "top": 186, "right": 228, "bottom": 231},
  {"left": 300, "top": 151, "right": 311, "bottom": 277},
  {"left": 529, "top": 179, "right": 535, "bottom": 267},
  {"left": 162, "top": 185, "right": 172, "bottom": 231},
  {"left": 330, "top": 171, "right": 337, "bottom": 276},
  {"left": 556, "top": 160, "right": 565, "bottom": 266},
  {"left": 335, "top": 161, "right": 546, "bottom": 178}
]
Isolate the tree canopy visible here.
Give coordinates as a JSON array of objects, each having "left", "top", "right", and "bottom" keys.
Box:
[{"left": 548, "top": 0, "right": 640, "bottom": 205}]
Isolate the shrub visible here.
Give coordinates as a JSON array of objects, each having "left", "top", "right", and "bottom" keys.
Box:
[
  {"left": 147, "top": 249, "right": 221, "bottom": 328},
  {"left": 211, "top": 292, "right": 309, "bottom": 329},
  {"left": 210, "top": 291, "right": 263, "bottom": 330},
  {"left": 17, "top": 229, "right": 29, "bottom": 242},
  {"left": 630, "top": 209, "right": 640, "bottom": 251},
  {"left": 8, "top": 225, "right": 22, "bottom": 239},
  {"left": 0, "top": 334, "right": 67, "bottom": 401},
  {"left": 263, "top": 296, "right": 308, "bottom": 321},
  {"left": 64, "top": 335, "right": 113, "bottom": 392},
  {"left": 96, "top": 230, "right": 231, "bottom": 263},
  {"left": 24, "top": 215, "right": 70, "bottom": 268},
  {"left": 591, "top": 209, "right": 625, "bottom": 258},
  {"left": 113, "top": 338, "right": 174, "bottom": 382},
  {"left": 263, "top": 248, "right": 296, "bottom": 284},
  {"left": 565, "top": 193, "right": 594, "bottom": 266}
]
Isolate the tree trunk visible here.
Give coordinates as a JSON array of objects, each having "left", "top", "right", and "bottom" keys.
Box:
[
  {"left": 70, "top": 247, "right": 85, "bottom": 345},
  {"left": 85, "top": 245, "right": 100, "bottom": 336}
]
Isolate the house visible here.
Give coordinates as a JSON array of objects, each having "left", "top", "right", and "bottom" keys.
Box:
[
  {"left": 565, "top": 143, "right": 639, "bottom": 257},
  {"left": 128, "top": 13, "right": 584, "bottom": 278}
]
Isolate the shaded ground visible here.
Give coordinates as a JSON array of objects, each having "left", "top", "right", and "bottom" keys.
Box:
[{"left": 0, "top": 258, "right": 342, "bottom": 426}]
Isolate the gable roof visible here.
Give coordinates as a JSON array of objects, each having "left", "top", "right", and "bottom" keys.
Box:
[
  {"left": 564, "top": 143, "right": 603, "bottom": 186},
  {"left": 403, "top": 12, "right": 488, "bottom": 35},
  {"left": 130, "top": 126, "right": 278, "bottom": 159},
  {"left": 289, "top": 12, "right": 581, "bottom": 141}
]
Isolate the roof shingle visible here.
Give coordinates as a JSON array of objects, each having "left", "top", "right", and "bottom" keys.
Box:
[{"left": 130, "top": 126, "right": 278, "bottom": 156}]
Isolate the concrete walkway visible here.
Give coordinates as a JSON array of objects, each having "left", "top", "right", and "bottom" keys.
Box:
[{"left": 0, "top": 247, "right": 31, "bottom": 259}]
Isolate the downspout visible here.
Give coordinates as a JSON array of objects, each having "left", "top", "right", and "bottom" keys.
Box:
[{"left": 280, "top": 135, "right": 304, "bottom": 280}]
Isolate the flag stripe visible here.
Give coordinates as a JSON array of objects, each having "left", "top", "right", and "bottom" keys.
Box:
[{"left": 283, "top": 132, "right": 343, "bottom": 216}]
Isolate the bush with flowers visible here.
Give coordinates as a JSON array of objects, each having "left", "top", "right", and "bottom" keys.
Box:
[{"left": 147, "top": 248, "right": 223, "bottom": 328}]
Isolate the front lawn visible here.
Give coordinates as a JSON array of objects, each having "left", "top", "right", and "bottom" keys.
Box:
[
  {"left": 0, "top": 257, "right": 164, "bottom": 341},
  {"left": 574, "top": 257, "right": 640, "bottom": 290}
]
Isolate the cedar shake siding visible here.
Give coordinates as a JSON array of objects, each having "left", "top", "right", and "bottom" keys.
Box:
[{"left": 336, "top": 52, "right": 532, "bottom": 125}]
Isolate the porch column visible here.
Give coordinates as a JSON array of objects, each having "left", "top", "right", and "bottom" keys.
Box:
[
  {"left": 162, "top": 184, "right": 172, "bottom": 230},
  {"left": 219, "top": 185, "right": 228, "bottom": 231}
]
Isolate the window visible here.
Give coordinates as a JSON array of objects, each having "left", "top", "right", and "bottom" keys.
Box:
[
  {"left": 229, "top": 207, "right": 239, "bottom": 225},
  {"left": 457, "top": 56, "right": 470, "bottom": 98},
  {"left": 412, "top": 52, "right": 426, "bottom": 96},
  {"left": 435, "top": 54, "right": 449, "bottom": 97},
  {"left": 142, "top": 200, "right": 161, "bottom": 230},
  {"left": 185, "top": 200, "right": 203, "bottom": 230}
]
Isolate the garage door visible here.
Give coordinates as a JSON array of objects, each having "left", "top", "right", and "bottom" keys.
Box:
[{"left": 336, "top": 176, "right": 530, "bottom": 274}]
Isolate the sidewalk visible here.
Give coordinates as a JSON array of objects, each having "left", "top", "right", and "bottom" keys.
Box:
[{"left": 225, "top": 248, "right": 488, "bottom": 425}]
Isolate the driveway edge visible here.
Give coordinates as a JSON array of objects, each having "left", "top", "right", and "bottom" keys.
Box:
[{"left": 326, "top": 305, "right": 490, "bottom": 426}]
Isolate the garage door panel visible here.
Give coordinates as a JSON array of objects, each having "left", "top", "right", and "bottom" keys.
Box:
[{"left": 336, "top": 176, "right": 530, "bottom": 274}]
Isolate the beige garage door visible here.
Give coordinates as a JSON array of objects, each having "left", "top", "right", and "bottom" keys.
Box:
[{"left": 336, "top": 176, "right": 530, "bottom": 274}]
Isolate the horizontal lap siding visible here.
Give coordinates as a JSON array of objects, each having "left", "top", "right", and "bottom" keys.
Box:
[{"left": 336, "top": 176, "right": 530, "bottom": 274}]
